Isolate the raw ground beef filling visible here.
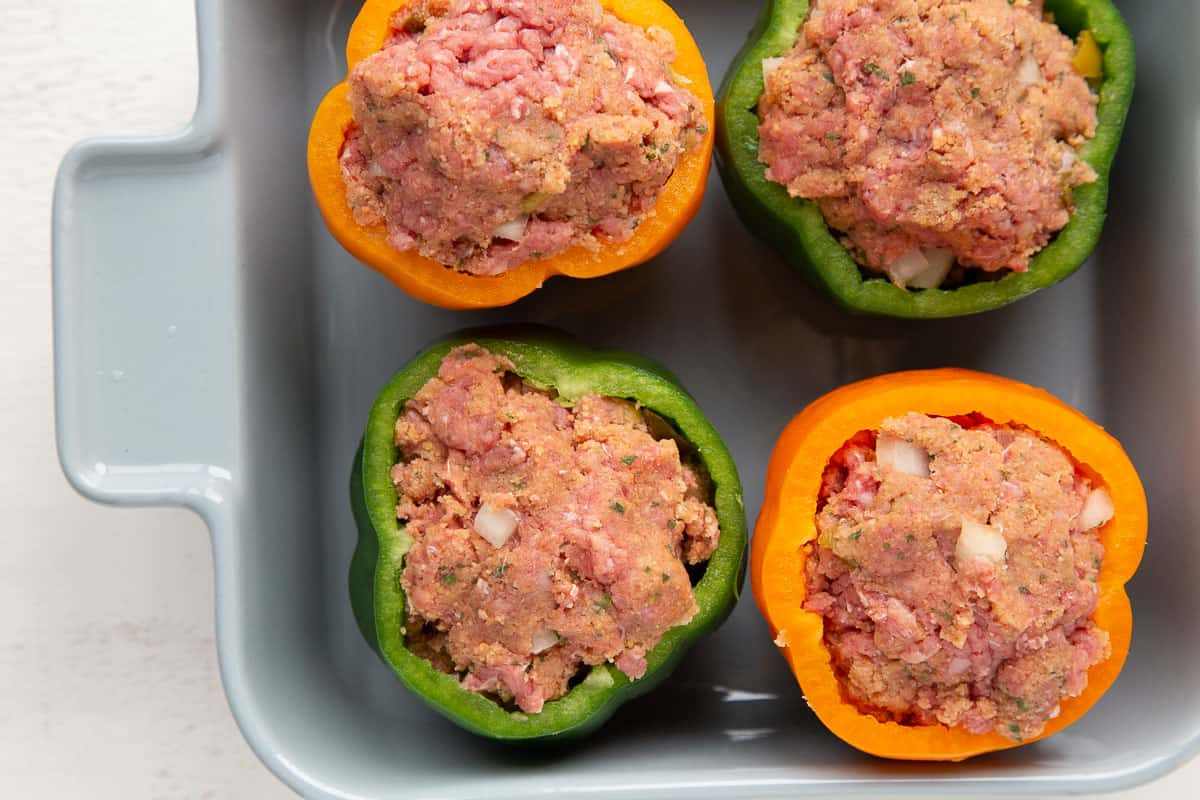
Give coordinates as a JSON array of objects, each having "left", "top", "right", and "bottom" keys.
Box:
[
  {"left": 807, "top": 413, "right": 1112, "bottom": 741},
  {"left": 392, "top": 345, "right": 721, "bottom": 713},
  {"left": 757, "top": 0, "right": 1099, "bottom": 288},
  {"left": 340, "top": 0, "right": 706, "bottom": 276}
]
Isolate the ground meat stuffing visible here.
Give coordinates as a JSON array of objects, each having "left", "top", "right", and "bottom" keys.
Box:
[
  {"left": 341, "top": 0, "right": 706, "bottom": 275},
  {"left": 757, "top": 0, "right": 1099, "bottom": 287},
  {"left": 807, "top": 412, "right": 1112, "bottom": 741},
  {"left": 392, "top": 345, "right": 721, "bottom": 713}
]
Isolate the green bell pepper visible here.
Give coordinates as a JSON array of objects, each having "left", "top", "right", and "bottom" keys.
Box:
[
  {"left": 348, "top": 328, "right": 747, "bottom": 741},
  {"left": 716, "top": 0, "right": 1135, "bottom": 318}
]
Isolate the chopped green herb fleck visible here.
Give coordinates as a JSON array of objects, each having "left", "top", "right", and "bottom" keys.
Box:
[
  {"left": 1016, "top": 698, "right": 1028, "bottom": 712},
  {"left": 901, "top": 70, "right": 916, "bottom": 86},
  {"left": 622, "top": 455, "right": 637, "bottom": 465},
  {"left": 897, "top": 552, "right": 905, "bottom": 560},
  {"left": 512, "top": 479, "right": 527, "bottom": 491},
  {"left": 971, "top": 86, "right": 981, "bottom": 98},
  {"left": 611, "top": 501, "right": 626, "bottom": 514},
  {"left": 1039, "top": 573, "right": 1048, "bottom": 583},
  {"left": 1009, "top": 724, "right": 1021, "bottom": 735},
  {"left": 694, "top": 125, "right": 709, "bottom": 135},
  {"left": 492, "top": 563, "right": 510, "bottom": 578},
  {"left": 660, "top": 143, "right": 671, "bottom": 154},
  {"left": 667, "top": 519, "right": 677, "bottom": 530},
  {"left": 822, "top": 72, "right": 834, "bottom": 83},
  {"left": 849, "top": 530, "right": 862, "bottom": 540},
  {"left": 1018, "top": 585, "right": 1030, "bottom": 594},
  {"left": 825, "top": 133, "right": 841, "bottom": 140},
  {"left": 594, "top": 593, "right": 612, "bottom": 612},
  {"left": 864, "top": 63, "right": 889, "bottom": 80},
  {"left": 661, "top": 572, "right": 671, "bottom": 583},
  {"left": 883, "top": 542, "right": 891, "bottom": 550},
  {"left": 906, "top": 534, "right": 916, "bottom": 542}
]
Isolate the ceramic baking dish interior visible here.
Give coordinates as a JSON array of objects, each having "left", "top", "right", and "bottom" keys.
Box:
[{"left": 52, "top": 0, "right": 1200, "bottom": 797}]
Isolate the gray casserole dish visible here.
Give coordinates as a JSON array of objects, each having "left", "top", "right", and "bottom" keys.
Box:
[{"left": 53, "top": 0, "right": 1200, "bottom": 796}]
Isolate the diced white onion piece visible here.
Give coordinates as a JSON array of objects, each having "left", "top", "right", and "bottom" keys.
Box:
[
  {"left": 531, "top": 628, "right": 559, "bottom": 654},
  {"left": 669, "top": 67, "right": 693, "bottom": 86},
  {"left": 369, "top": 161, "right": 387, "bottom": 177},
  {"left": 474, "top": 503, "right": 518, "bottom": 547},
  {"left": 956, "top": 520, "right": 1008, "bottom": 566},
  {"left": 876, "top": 435, "right": 930, "bottom": 478},
  {"left": 886, "top": 248, "right": 930, "bottom": 287},
  {"left": 761, "top": 57, "right": 785, "bottom": 82},
  {"left": 493, "top": 216, "right": 529, "bottom": 242},
  {"left": 1079, "top": 487, "right": 1114, "bottom": 530},
  {"left": 907, "top": 247, "right": 955, "bottom": 289},
  {"left": 1061, "top": 147, "right": 1077, "bottom": 173},
  {"left": 1018, "top": 54, "right": 1042, "bottom": 87},
  {"left": 653, "top": 80, "right": 675, "bottom": 96}
]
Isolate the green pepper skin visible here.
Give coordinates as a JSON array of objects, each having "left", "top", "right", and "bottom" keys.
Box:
[
  {"left": 716, "top": 0, "right": 1135, "bottom": 318},
  {"left": 349, "top": 329, "right": 747, "bottom": 741}
]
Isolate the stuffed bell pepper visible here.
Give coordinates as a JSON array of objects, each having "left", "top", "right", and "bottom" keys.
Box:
[
  {"left": 350, "top": 330, "right": 746, "bottom": 740},
  {"left": 309, "top": 0, "right": 714, "bottom": 309},
  {"left": 717, "top": 0, "right": 1135, "bottom": 318},
  {"left": 753, "top": 370, "right": 1147, "bottom": 760}
]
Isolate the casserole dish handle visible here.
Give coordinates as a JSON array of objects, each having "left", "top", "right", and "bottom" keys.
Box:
[{"left": 52, "top": 120, "right": 236, "bottom": 512}]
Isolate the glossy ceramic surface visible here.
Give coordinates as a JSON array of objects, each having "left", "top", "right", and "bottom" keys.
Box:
[{"left": 53, "top": 0, "right": 1200, "bottom": 796}]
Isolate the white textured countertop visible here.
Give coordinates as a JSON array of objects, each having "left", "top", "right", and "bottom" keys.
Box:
[{"left": 1, "top": 1, "right": 1194, "bottom": 797}]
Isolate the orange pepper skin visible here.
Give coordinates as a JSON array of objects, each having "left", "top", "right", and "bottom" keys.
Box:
[
  {"left": 307, "top": 0, "right": 714, "bottom": 310},
  {"left": 752, "top": 369, "right": 1148, "bottom": 761}
]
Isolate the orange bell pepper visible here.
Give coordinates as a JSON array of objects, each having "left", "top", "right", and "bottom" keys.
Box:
[
  {"left": 307, "top": 0, "right": 714, "bottom": 310},
  {"left": 753, "top": 369, "right": 1147, "bottom": 761}
]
